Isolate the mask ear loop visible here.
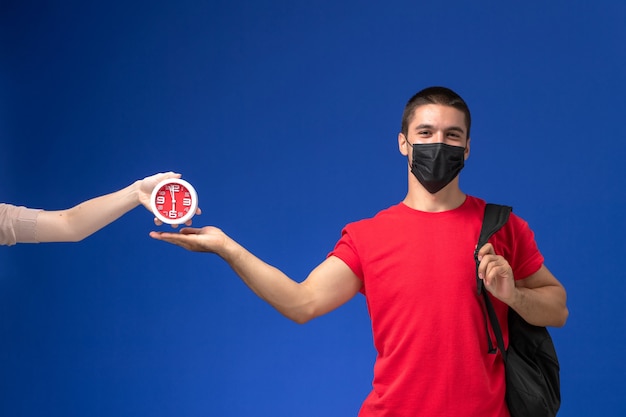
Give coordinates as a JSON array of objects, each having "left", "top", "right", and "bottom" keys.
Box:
[
  {"left": 403, "top": 135, "right": 414, "bottom": 169},
  {"left": 403, "top": 134, "right": 413, "bottom": 148}
]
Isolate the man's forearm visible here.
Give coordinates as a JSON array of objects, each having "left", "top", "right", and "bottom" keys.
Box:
[
  {"left": 219, "top": 237, "right": 314, "bottom": 323},
  {"left": 510, "top": 284, "right": 568, "bottom": 327}
]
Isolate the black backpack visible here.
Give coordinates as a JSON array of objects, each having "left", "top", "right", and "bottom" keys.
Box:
[{"left": 475, "top": 203, "right": 561, "bottom": 417}]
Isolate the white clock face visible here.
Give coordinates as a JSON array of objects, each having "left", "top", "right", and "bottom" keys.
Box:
[{"left": 150, "top": 178, "right": 198, "bottom": 225}]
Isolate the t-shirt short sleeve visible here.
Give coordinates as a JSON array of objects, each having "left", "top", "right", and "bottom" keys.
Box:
[
  {"left": 495, "top": 212, "right": 545, "bottom": 281},
  {"left": 328, "top": 226, "right": 364, "bottom": 281}
]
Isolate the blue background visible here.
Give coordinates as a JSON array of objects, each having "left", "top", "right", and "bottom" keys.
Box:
[{"left": 1, "top": 1, "right": 625, "bottom": 416}]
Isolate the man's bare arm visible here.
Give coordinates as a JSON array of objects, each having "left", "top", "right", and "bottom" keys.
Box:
[
  {"left": 512, "top": 265, "right": 568, "bottom": 327},
  {"left": 478, "top": 243, "right": 568, "bottom": 327},
  {"left": 150, "top": 226, "right": 362, "bottom": 323}
]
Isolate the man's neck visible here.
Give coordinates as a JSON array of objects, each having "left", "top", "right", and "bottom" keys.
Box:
[{"left": 403, "top": 180, "right": 466, "bottom": 212}]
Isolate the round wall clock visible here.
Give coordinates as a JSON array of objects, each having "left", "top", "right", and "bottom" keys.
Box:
[{"left": 150, "top": 178, "right": 198, "bottom": 225}]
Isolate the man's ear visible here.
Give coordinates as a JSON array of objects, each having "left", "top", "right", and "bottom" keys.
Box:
[
  {"left": 464, "top": 137, "right": 471, "bottom": 160},
  {"left": 398, "top": 133, "right": 409, "bottom": 156}
]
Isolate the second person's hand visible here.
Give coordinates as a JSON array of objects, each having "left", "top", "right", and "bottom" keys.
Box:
[{"left": 136, "top": 172, "right": 201, "bottom": 228}]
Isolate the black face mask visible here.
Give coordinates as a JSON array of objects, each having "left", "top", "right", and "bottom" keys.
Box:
[{"left": 407, "top": 141, "right": 466, "bottom": 194}]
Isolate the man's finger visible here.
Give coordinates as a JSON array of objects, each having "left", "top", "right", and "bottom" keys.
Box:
[{"left": 477, "top": 243, "right": 495, "bottom": 259}]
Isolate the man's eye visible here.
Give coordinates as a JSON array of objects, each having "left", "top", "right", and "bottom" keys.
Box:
[{"left": 418, "top": 130, "right": 431, "bottom": 135}]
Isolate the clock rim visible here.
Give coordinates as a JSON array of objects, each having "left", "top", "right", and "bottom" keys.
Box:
[{"left": 150, "top": 178, "right": 198, "bottom": 225}]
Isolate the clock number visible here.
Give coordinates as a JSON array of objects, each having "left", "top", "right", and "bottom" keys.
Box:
[
  {"left": 182, "top": 198, "right": 192, "bottom": 206},
  {"left": 169, "top": 184, "right": 180, "bottom": 192},
  {"left": 156, "top": 196, "right": 165, "bottom": 205},
  {"left": 168, "top": 210, "right": 178, "bottom": 219}
]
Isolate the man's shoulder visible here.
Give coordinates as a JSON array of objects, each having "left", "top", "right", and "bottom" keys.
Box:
[
  {"left": 465, "top": 194, "right": 487, "bottom": 208},
  {"left": 340, "top": 203, "right": 404, "bottom": 233},
  {"left": 356, "top": 202, "right": 405, "bottom": 222}
]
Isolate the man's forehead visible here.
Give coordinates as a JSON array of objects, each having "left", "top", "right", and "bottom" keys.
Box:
[
  {"left": 409, "top": 104, "right": 467, "bottom": 126},
  {"left": 411, "top": 103, "right": 464, "bottom": 116}
]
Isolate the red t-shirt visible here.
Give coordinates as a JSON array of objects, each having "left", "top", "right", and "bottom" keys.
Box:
[{"left": 330, "top": 196, "right": 544, "bottom": 417}]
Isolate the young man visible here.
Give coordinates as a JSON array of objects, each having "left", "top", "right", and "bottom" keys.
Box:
[
  {"left": 1, "top": 172, "right": 197, "bottom": 246},
  {"left": 150, "top": 87, "right": 568, "bottom": 417}
]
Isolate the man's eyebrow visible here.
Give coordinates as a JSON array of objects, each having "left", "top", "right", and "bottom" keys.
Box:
[
  {"left": 414, "top": 124, "right": 466, "bottom": 134},
  {"left": 447, "top": 126, "right": 466, "bottom": 134},
  {"left": 414, "top": 123, "right": 434, "bottom": 130}
]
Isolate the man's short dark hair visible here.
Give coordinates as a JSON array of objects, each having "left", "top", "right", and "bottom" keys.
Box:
[{"left": 401, "top": 86, "right": 471, "bottom": 138}]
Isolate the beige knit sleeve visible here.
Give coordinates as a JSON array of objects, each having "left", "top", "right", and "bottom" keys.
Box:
[{"left": 0, "top": 203, "right": 42, "bottom": 246}]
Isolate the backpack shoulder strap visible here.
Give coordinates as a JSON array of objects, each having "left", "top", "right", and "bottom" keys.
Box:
[
  {"left": 474, "top": 203, "right": 512, "bottom": 294},
  {"left": 474, "top": 203, "right": 512, "bottom": 358},
  {"left": 477, "top": 203, "right": 512, "bottom": 249}
]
